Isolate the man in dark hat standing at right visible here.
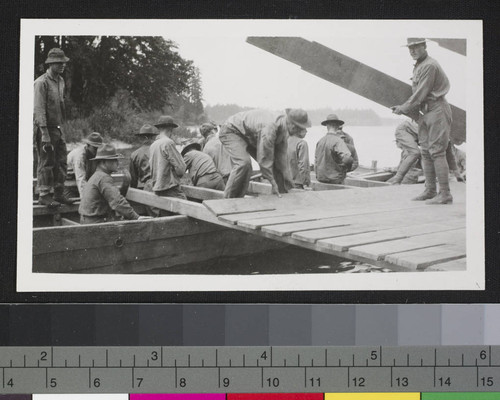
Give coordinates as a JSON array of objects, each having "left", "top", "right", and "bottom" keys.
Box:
[
  {"left": 391, "top": 38, "right": 453, "bottom": 204},
  {"left": 33, "top": 47, "right": 74, "bottom": 207},
  {"left": 149, "top": 116, "right": 187, "bottom": 201},
  {"left": 219, "top": 108, "right": 311, "bottom": 198}
]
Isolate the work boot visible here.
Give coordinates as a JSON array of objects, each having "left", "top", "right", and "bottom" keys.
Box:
[
  {"left": 426, "top": 190, "right": 453, "bottom": 205},
  {"left": 386, "top": 175, "right": 401, "bottom": 185},
  {"left": 38, "top": 194, "right": 60, "bottom": 209},
  {"left": 53, "top": 188, "right": 75, "bottom": 205},
  {"left": 412, "top": 189, "right": 437, "bottom": 201}
]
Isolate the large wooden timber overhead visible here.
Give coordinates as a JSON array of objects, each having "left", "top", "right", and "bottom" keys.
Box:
[{"left": 246, "top": 37, "right": 466, "bottom": 144}]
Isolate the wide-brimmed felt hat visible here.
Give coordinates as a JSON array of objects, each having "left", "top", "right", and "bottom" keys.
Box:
[
  {"left": 90, "top": 144, "right": 124, "bottom": 160},
  {"left": 403, "top": 38, "right": 427, "bottom": 47},
  {"left": 45, "top": 48, "right": 70, "bottom": 64},
  {"left": 83, "top": 132, "right": 104, "bottom": 148},
  {"left": 154, "top": 115, "right": 179, "bottom": 128},
  {"left": 286, "top": 108, "right": 311, "bottom": 130},
  {"left": 181, "top": 139, "right": 202, "bottom": 156},
  {"left": 135, "top": 124, "right": 158, "bottom": 136},
  {"left": 321, "top": 113, "right": 344, "bottom": 126}
]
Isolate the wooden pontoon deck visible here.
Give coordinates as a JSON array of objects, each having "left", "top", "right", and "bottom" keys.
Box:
[{"left": 124, "top": 181, "right": 466, "bottom": 272}]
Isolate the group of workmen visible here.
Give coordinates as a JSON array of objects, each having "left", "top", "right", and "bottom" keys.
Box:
[{"left": 34, "top": 37, "right": 459, "bottom": 224}]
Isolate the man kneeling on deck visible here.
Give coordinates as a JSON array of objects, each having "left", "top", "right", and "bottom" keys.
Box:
[
  {"left": 79, "top": 144, "right": 145, "bottom": 224},
  {"left": 181, "top": 139, "right": 226, "bottom": 191},
  {"left": 315, "top": 114, "right": 353, "bottom": 185},
  {"left": 219, "top": 108, "right": 311, "bottom": 198}
]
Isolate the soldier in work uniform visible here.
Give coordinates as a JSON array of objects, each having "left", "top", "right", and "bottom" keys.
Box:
[
  {"left": 79, "top": 144, "right": 143, "bottom": 224},
  {"left": 33, "top": 48, "right": 74, "bottom": 207},
  {"left": 391, "top": 38, "right": 454, "bottom": 204},
  {"left": 200, "top": 122, "right": 233, "bottom": 184},
  {"left": 219, "top": 108, "right": 311, "bottom": 198},
  {"left": 149, "top": 115, "right": 187, "bottom": 200},
  {"left": 129, "top": 124, "right": 158, "bottom": 190},
  {"left": 181, "top": 139, "right": 226, "bottom": 191},
  {"left": 315, "top": 114, "right": 354, "bottom": 185},
  {"left": 66, "top": 132, "right": 104, "bottom": 196},
  {"left": 287, "top": 122, "right": 311, "bottom": 189}
]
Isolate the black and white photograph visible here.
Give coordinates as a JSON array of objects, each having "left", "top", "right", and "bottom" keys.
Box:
[{"left": 18, "top": 19, "right": 484, "bottom": 292}]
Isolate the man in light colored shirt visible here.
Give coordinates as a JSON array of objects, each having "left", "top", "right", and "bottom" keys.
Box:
[
  {"left": 33, "top": 48, "right": 73, "bottom": 207},
  {"left": 181, "top": 140, "right": 225, "bottom": 191},
  {"left": 67, "top": 132, "right": 103, "bottom": 196},
  {"left": 219, "top": 108, "right": 311, "bottom": 198},
  {"left": 392, "top": 38, "right": 453, "bottom": 204},
  {"left": 200, "top": 122, "right": 232, "bottom": 183},
  {"left": 149, "top": 115, "right": 187, "bottom": 199}
]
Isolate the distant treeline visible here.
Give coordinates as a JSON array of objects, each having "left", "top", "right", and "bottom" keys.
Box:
[{"left": 206, "top": 104, "right": 386, "bottom": 126}]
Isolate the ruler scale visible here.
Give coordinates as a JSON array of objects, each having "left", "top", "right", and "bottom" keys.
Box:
[{"left": 0, "top": 346, "right": 499, "bottom": 393}]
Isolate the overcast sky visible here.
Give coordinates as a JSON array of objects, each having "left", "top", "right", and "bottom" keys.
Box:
[{"left": 170, "top": 25, "right": 467, "bottom": 118}]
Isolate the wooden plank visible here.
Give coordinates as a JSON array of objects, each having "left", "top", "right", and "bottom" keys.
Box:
[
  {"left": 127, "top": 188, "right": 222, "bottom": 224},
  {"left": 384, "top": 245, "right": 466, "bottom": 270},
  {"left": 33, "top": 203, "right": 80, "bottom": 216},
  {"left": 260, "top": 205, "right": 435, "bottom": 236},
  {"left": 180, "top": 185, "right": 225, "bottom": 200},
  {"left": 34, "top": 230, "right": 233, "bottom": 273},
  {"left": 293, "top": 225, "right": 379, "bottom": 243},
  {"left": 317, "top": 222, "right": 464, "bottom": 252},
  {"left": 246, "top": 37, "right": 465, "bottom": 144},
  {"left": 310, "top": 181, "right": 350, "bottom": 191},
  {"left": 343, "top": 177, "right": 390, "bottom": 187},
  {"left": 33, "top": 215, "right": 222, "bottom": 255},
  {"left": 348, "top": 228, "right": 465, "bottom": 260},
  {"left": 219, "top": 210, "right": 296, "bottom": 225},
  {"left": 237, "top": 200, "right": 435, "bottom": 230},
  {"left": 429, "top": 38, "right": 467, "bottom": 56},
  {"left": 425, "top": 258, "right": 467, "bottom": 272},
  {"left": 34, "top": 228, "right": 285, "bottom": 274},
  {"left": 61, "top": 218, "right": 79, "bottom": 226}
]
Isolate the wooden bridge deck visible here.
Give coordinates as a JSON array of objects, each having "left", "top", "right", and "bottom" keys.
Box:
[{"left": 202, "top": 182, "right": 466, "bottom": 272}]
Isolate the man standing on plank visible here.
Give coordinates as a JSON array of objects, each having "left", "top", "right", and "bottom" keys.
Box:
[
  {"left": 219, "top": 108, "right": 311, "bottom": 198},
  {"left": 33, "top": 48, "right": 74, "bottom": 207},
  {"left": 391, "top": 38, "right": 453, "bottom": 204}
]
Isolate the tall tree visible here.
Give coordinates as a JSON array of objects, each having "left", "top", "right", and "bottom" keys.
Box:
[{"left": 35, "top": 36, "right": 194, "bottom": 114}]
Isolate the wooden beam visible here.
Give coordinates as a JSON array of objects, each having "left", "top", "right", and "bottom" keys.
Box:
[
  {"left": 180, "top": 185, "right": 225, "bottom": 200},
  {"left": 429, "top": 38, "right": 466, "bottom": 56},
  {"left": 61, "top": 218, "right": 80, "bottom": 226},
  {"left": 246, "top": 37, "right": 466, "bottom": 144},
  {"left": 33, "top": 203, "right": 80, "bottom": 216}
]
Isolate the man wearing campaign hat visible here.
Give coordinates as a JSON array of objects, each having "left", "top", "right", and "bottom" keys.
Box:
[
  {"left": 129, "top": 124, "right": 158, "bottom": 190},
  {"left": 34, "top": 47, "right": 73, "bottom": 207},
  {"left": 181, "top": 139, "right": 225, "bottom": 191},
  {"left": 315, "top": 114, "right": 354, "bottom": 185},
  {"left": 67, "top": 132, "right": 104, "bottom": 196},
  {"left": 149, "top": 115, "right": 187, "bottom": 200},
  {"left": 219, "top": 108, "right": 311, "bottom": 198},
  {"left": 79, "top": 144, "right": 142, "bottom": 224},
  {"left": 321, "top": 114, "right": 359, "bottom": 172},
  {"left": 200, "top": 122, "right": 233, "bottom": 184},
  {"left": 391, "top": 38, "right": 454, "bottom": 204}
]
